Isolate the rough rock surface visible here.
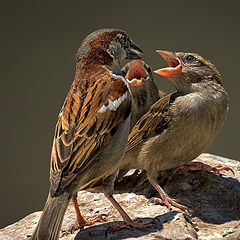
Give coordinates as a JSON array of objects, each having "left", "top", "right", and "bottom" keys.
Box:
[{"left": 1, "top": 153, "right": 240, "bottom": 240}]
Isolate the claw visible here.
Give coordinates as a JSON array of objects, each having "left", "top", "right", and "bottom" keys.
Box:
[
  {"left": 148, "top": 176, "right": 189, "bottom": 212},
  {"left": 214, "top": 166, "right": 235, "bottom": 175},
  {"left": 149, "top": 197, "right": 189, "bottom": 211},
  {"left": 173, "top": 161, "right": 234, "bottom": 176},
  {"left": 67, "top": 214, "right": 108, "bottom": 233}
]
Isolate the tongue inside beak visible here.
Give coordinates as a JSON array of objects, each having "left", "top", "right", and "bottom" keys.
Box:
[
  {"left": 154, "top": 50, "right": 182, "bottom": 77},
  {"left": 125, "top": 60, "right": 148, "bottom": 87}
]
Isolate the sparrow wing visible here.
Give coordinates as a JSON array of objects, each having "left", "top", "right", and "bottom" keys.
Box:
[
  {"left": 50, "top": 70, "right": 131, "bottom": 195},
  {"left": 126, "top": 92, "right": 180, "bottom": 153}
]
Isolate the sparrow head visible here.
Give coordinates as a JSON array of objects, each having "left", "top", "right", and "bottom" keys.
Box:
[
  {"left": 122, "top": 60, "right": 159, "bottom": 128},
  {"left": 122, "top": 60, "right": 151, "bottom": 88},
  {"left": 154, "top": 50, "right": 222, "bottom": 92},
  {"left": 76, "top": 29, "right": 143, "bottom": 69}
]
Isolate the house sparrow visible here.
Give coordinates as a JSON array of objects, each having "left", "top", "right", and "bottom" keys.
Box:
[
  {"left": 30, "top": 28, "right": 145, "bottom": 240},
  {"left": 120, "top": 50, "right": 229, "bottom": 211},
  {"left": 121, "top": 60, "right": 160, "bottom": 130},
  {"left": 70, "top": 59, "right": 160, "bottom": 231},
  {"left": 112, "top": 60, "right": 160, "bottom": 182}
]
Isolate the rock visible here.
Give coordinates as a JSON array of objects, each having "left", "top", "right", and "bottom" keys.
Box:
[{"left": 1, "top": 153, "right": 240, "bottom": 240}]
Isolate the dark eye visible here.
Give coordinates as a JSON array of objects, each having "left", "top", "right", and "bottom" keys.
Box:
[
  {"left": 146, "top": 66, "right": 151, "bottom": 73},
  {"left": 186, "top": 55, "right": 196, "bottom": 61},
  {"left": 121, "top": 70, "right": 126, "bottom": 76}
]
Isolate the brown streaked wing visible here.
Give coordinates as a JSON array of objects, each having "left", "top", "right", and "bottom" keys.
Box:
[
  {"left": 126, "top": 93, "right": 173, "bottom": 153},
  {"left": 50, "top": 73, "right": 131, "bottom": 196}
]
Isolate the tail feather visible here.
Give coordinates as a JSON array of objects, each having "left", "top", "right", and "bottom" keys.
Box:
[{"left": 30, "top": 192, "right": 70, "bottom": 240}]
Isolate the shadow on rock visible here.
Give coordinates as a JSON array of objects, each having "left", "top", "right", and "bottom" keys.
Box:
[
  {"left": 75, "top": 211, "right": 178, "bottom": 240},
  {"left": 171, "top": 171, "right": 240, "bottom": 224},
  {"left": 116, "top": 167, "right": 240, "bottom": 225}
]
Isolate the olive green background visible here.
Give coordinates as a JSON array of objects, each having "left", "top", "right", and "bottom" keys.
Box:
[{"left": 1, "top": 0, "right": 239, "bottom": 228}]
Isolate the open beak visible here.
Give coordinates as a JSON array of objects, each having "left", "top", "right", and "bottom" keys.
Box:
[
  {"left": 127, "top": 42, "right": 144, "bottom": 60},
  {"left": 154, "top": 50, "right": 182, "bottom": 77},
  {"left": 123, "top": 60, "right": 148, "bottom": 87}
]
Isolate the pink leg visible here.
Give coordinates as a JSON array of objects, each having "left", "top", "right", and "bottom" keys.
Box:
[
  {"left": 70, "top": 193, "right": 107, "bottom": 232},
  {"left": 103, "top": 189, "right": 153, "bottom": 230},
  {"left": 148, "top": 175, "right": 188, "bottom": 211}
]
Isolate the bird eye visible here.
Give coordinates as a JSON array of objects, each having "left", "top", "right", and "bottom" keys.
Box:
[
  {"left": 121, "top": 70, "right": 126, "bottom": 76},
  {"left": 145, "top": 66, "right": 151, "bottom": 73},
  {"left": 186, "top": 55, "right": 196, "bottom": 61}
]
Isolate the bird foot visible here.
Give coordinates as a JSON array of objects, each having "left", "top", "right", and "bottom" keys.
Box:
[
  {"left": 173, "top": 161, "right": 234, "bottom": 175},
  {"left": 67, "top": 214, "right": 108, "bottom": 233},
  {"left": 214, "top": 165, "right": 235, "bottom": 175},
  {"left": 149, "top": 197, "right": 189, "bottom": 211},
  {"left": 107, "top": 219, "right": 153, "bottom": 232}
]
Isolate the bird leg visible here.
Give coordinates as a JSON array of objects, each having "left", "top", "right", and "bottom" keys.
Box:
[
  {"left": 103, "top": 189, "right": 153, "bottom": 230},
  {"left": 69, "top": 193, "right": 107, "bottom": 232},
  {"left": 173, "top": 161, "right": 234, "bottom": 175},
  {"left": 147, "top": 175, "right": 188, "bottom": 211}
]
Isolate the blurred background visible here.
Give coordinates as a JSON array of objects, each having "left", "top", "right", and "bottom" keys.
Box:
[{"left": 1, "top": 0, "right": 239, "bottom": 228}]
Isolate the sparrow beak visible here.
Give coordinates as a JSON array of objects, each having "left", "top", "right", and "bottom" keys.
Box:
[
  {"left": 124, "top": 60, "right": 148, "bottom": 87},
  {"left": 154, "top": 50, "right": 182, "bottom": 77},
  {"left": 127, "top": 42, "right": 144, "bottom": 60}
]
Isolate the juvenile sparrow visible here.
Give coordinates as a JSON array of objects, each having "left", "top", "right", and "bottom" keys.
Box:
[
  {"left": 30, "top": 28, "right": 144, "bottom": 240},
  {"left": 121, "top": 60, "right": 160, "bottom": 129},
  {"left": 120, "top": 50, "right": 229, "bottom": 210}
]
